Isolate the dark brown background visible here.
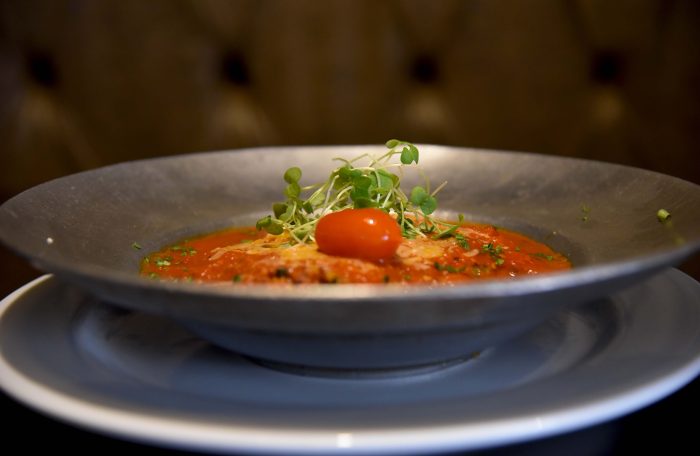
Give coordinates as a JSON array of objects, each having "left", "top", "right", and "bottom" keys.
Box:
[
  {"left": 1, "top": 0, "right": 699, "bottom": 291},
  {"left": 1, "top": 2, "right": 700, "bottom": 454}
]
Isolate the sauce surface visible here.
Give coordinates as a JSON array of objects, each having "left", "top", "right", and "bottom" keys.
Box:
[{"left": 141, "top": 223, "right": 571, "bottom": 284}]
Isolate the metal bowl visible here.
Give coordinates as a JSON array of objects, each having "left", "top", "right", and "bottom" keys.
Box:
[{"left": 1, "top": 145, "right": 699, "bottom": 371}]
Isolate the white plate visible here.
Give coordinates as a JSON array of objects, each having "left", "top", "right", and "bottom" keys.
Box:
[{"left": 1, "top": 270, "right": 700, "bottom": 455}]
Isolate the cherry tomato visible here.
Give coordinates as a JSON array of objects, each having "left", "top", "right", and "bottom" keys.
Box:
[{"left": 315, "top": 208, "right": 402, "bottom": 262}]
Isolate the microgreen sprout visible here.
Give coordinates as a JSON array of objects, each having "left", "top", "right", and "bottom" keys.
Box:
[{"left": 256, "top": 140, "right": 460, "bottom": 243}]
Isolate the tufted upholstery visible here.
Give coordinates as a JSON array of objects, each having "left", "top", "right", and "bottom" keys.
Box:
[{"left": 1, "top": 0, "right": 699, "bottom": 290}]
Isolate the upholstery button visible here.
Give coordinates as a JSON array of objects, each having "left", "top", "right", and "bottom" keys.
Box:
[
  {"left": 410, "top": 54, "right": 439, "bottom": 84},
  {"left": 221, "top": 50, "right": 250, "bottom": 86},
  {"left": 25, "top": 51, "right": 59, "bottom": 88},
  {"left": 590, "top": 50, "right": 626, "bottom": 85}
]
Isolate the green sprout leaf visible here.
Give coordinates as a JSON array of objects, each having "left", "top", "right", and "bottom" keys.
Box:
[
  {"left": 283, "top": 167, "right": 302, "bottom": 184},
  {"left": 284, "top": 182, "right": 301, "bottom": 199},
  {"left": 255, "top": 215, "right": 284, "bottom": 235},
  {"left": 272, "top": 202, "right": 288, "bottom": 218},
  {"left": 278, "top": 204, "right": 295, "bottom": 222},
  {"left": 255, "top": 140, "right": 460, "bottom": 243},
  {"left": 373, "top": 169, "right": 395, "bottom": 193},
  {"left": 265, "top": 222, "right": 284, "bottom": 235},
  {"left": 410, "top": 186, "right": 428, "bottom": 206},
  {"left": 256, "top": 215, "right": 272, "bottom": 230},
  {"left": 409, "top": 185, "right": 437, "bottom": 215},
  {"left": 385, "top": 139, "right": 401, "bottom": 149},
  {"left": 400, "top": 145, "right": 419, "bottom": 165},
  {"left": 420, "top": 195, "right": 437, "bottom": 215},
  {"left": 302, "top": 201, "right": 314, "bottom": 213}
]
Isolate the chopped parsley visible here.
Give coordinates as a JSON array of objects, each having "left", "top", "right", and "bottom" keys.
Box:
[
  {"left": 155, "top": 257, "right": 172, "bottom": 268},
  {"left": 657, "top": 209, "right": 671, "bottom": 223},
  {"left": 531, "top": 252, "right": 554, "bottom": 261},
  {"left": 434, "top": 262, "right": 466, "bottom": 273},
  {"left": 481, "top": 242, "right": 505, "bottom": 266},
  {"left": 172, "top": 245, "right": 197, "bottom": 256},
  {"left": 581, "top": 204, "right": 591, "bottom": 222},
  {"left": 454, "top": 233, "right": 470, "bottom": 250}
]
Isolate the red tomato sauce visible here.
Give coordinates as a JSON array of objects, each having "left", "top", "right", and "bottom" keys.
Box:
[{"left": 140, "top": 223, "right": 571, "bottom": 284}]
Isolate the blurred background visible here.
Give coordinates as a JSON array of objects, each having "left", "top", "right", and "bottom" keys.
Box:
[
  {"left": 1, "top": 0, "right": 699, "bottom": 293},
  {"left": 1, "top": 2, "right": 700, "bottom": 454}
]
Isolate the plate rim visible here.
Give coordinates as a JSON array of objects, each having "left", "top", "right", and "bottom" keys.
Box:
[{"left": 2, "top": 272, "right": 700, "bottom": 454}]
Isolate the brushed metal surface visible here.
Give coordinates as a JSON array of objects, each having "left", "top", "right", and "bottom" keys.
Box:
[{"left": 0, "top": 145, "right": 698, "bottom": 366}]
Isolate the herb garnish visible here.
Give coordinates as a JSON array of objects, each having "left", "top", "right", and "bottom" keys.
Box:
[
  {"left": 531, "top": 252, "right": 554, "bottom": 261},
  {"left": 657, "top": 209, "right": 671, "bottom": 223},
  {"left": 172, "top": 245, "right": 197, "bottom": 256},
  {"left": 434, "top": 262, "right": 466, "bottom": 273},
  {"left": 256, "top": 140, "right": 459, "bottom": 243},
  {"left": 155, "top": 257, "right": 172, "bottom": 268},
  {"left": 454, "top": 233, "right": 470, "bottom": 250},
  {"left": 481, "top": 242, "right": 505, "bottom": 266},
  {"left": 581, "top": 204, "right": 591, "bottom": 222}
]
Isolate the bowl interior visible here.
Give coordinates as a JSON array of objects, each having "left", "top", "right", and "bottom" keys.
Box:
[{"left": 3, "top": 145, "right": 698, "bottom": 273}]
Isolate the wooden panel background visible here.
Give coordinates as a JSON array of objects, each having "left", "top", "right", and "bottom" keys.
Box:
[{"left": 1, "top": 0, "right": 699, "bottom": 292}]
